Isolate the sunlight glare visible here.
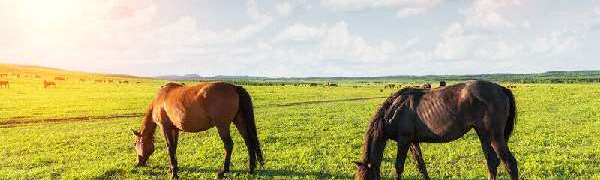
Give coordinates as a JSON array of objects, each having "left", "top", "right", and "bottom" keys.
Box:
[{"left": 18, "top": 0, "right": 83, "bottom": 28}]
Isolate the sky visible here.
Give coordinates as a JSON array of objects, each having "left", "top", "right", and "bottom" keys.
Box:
[{"left": 1, "top": 0, "right": 600, "bottom": 77}]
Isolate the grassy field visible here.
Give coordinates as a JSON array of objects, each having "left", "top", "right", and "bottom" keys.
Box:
[{"left": 1, "top": 66, "right": 599, "bottom": 179}]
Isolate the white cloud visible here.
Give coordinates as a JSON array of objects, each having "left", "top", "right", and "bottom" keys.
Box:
[
  {"left": 274, "top": 23, "right": 324, "bottom": 42},
  {"left": 396, "top": 8, "right": 426, "bottom": 18},
  {"left": 434, "top": 0, "right": 527, "bottom": 61},
  {"left": 321, "top": 0, "right": 441, "bottom": 18},
  {"left": 434, "top": 23, "right": 469, "bottom": 60},
  {"left": 318, "top": 22, "right": 396, "bottom": 62},
  {"left": 276, "top": 2, "right": 293, "bottom": 16},
  {"left": 434, "top": 22, "right": 526, "bottom": 61},
  {"left": 274, "top": 22, "right": 397, "bottom": 63},
  {"left": 530, "top": 30, "right": 581, "bottom": 56},
  {"left": 247, "top": 0, "right": 271, "bottom": 22},
  {"left": 465, "top": 0, "right": 521, "bottom": 29}
]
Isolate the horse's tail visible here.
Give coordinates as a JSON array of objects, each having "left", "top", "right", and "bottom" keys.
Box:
[
  {"left": 235, "top": 85, "right": 264, "bottom": 166},
  {"left": 359, "top": 89, "right": 405, "bottom": 163},
  {"left": 501, "top": 87, "right": 517, "bottom": 142}
]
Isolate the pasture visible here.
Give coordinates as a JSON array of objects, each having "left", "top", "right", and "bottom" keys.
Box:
[{"left": 1, "top": 67, "right": 599, "bottom": 179}]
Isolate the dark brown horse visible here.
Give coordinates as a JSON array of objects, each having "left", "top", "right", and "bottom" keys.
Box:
[
  {"left": 439, "top": 81, "right": 447, "bottom": 87},
  {"left": 133, "top": 82, "right": 263, "bottom": 179},
  {"left": 355, "top": 80, "right": 517, "bottom": 180}
]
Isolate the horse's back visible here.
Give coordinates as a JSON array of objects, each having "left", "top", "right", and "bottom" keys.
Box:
[
  {"left": 156, "top": 82, "right": 240, "bottom": 132},
  {"left": 412, "top": 80, "right": 509, "bottom": 142}
]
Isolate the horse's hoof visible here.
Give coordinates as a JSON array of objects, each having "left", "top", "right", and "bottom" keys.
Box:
[{"left": 217, "top": 169, "right": 228, "bottom": 179}]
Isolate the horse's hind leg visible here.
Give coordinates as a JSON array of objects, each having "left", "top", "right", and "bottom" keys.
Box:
[
  {"left": 475, "top": 127, "right": 499, "bottom": 180},
  {"left": 491, "top": 138, "right": 518, "bottom": 180},
  {"left": 234, "top": 116, "right": 257, "bottom": 174},
  {"left": 410, "top": 143, "right": 430, "bottom": 180},
  {"left": 216, "top": 125, "right": 234, "bottom": 178}
]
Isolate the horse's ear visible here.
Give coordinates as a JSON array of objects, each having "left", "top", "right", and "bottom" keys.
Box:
[{"left": 132, "top": 129, "right": 141, "bottom": 137}]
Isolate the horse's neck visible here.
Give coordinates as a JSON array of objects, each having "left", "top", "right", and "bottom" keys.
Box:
[
  {"left": 360, "top": 134, "right": 386, "bottom": 168},
  {"left": 140, "top": 115, "right": 157, "bottom": 141}
]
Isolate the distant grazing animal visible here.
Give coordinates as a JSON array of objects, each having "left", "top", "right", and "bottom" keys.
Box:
[
  {"left": 355, "top": 80, "right": 518, "bottom": 180},
  {"left": 421, "top": 83, "right": 431, "bottom": 89},
  {"left": 0, "top": 74, "right": 7, "bottom": 78},
  {"left": 95, "top": 80, "right": 104, "bottom": 83},
  {"left": 54, "top": 77, "right": 66, "bottom": 81},
  {"left": 309, "top": 83, "right": 319, "bottom": 87},
  {"left": 0, "top": 81, "right": 9, "bottom": 88},
  {"left": 133, "top": 82, "right": 263, "bottom": 179},
  {"left": 439, "top": 81, "right": 447, "bottom": 87},
  {"left": 136, "top": 81, "right": 142, "bottom": 84},
  {"left": 119, "top": 80, "right": 129, "bottom": 84},
  {"left": 43, "top": 80, "right": 56, "bottom": 88}
]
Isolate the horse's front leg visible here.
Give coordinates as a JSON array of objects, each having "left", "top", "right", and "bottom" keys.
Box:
[
  {"left": 409, "top": 143, "right": 430, "bottom": 180},
  {"left": 216, "top": 125, "right": 234, "bottom": 178},
  {"left": 395, "top": 137, "right": 410, "bottom": 180},
  {"left": 163, "top": 125, "right": 180, "bottom": 179}
]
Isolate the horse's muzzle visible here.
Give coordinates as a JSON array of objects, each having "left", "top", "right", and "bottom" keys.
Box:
[{"left": 137, "top": 156, "right": 148, "bottom": 167}]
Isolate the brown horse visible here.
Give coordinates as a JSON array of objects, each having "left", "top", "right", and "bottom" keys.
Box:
[
  {"left": 43, "top": 80, "right": 56, "bottom": 88},
  {"left": 133, "top": 82, "right": 263, "bottom": 179},
  {"left": 355, "top": 80, "right": 517, "bottom": 180},
  {"left": 0, "top": 80, "right": 8, "bottom": 88}
]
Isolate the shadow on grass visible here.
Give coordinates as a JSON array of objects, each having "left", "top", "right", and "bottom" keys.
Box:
[
  {"left": 99, "top": 166, "right": 487, "bottom": 179},
  {"left": 180, "top": 166, "right": 352, "bottom": 179},
  {"left": 94, "top": 168, "right": 127, "bottom": 180}
]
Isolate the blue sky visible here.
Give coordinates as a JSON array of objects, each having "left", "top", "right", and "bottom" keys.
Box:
[{"left": 1, "top": 0, "right": 600, "bottom": 77}]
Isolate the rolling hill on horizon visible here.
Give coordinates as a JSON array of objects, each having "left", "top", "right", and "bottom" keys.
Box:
[
  {"left": 4, "top": 63, "right": 600, "bottom": 83},
  {"left": 0, "top": 63, "right": 146, "bottom": 80}
]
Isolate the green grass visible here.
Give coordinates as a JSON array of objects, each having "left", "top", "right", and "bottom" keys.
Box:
[{"left": 1, "top": 68, "right": 599, "bottom": 179}]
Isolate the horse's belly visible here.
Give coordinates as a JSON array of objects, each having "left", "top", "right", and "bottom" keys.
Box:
[
  {"left": 174, "top": 118, "right": 212, "bottom": 132},
  {"left": 171, "top": 112, "right": 214, "bottom": 132},
  {"left": 415, "top": 117, "right": 471, "bottom": 143}
]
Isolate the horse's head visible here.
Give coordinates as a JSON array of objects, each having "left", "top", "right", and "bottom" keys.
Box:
[
  {"left": 354, "top": 161, "right": 377, "bottom": 180},
  {"left": 132, "top": 130, "right": 154, "bottom": 166}
]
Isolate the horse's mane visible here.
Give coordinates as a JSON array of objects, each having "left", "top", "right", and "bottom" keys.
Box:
[{"left": 360, "top": 87, "right": 426, "bottom": 164}]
